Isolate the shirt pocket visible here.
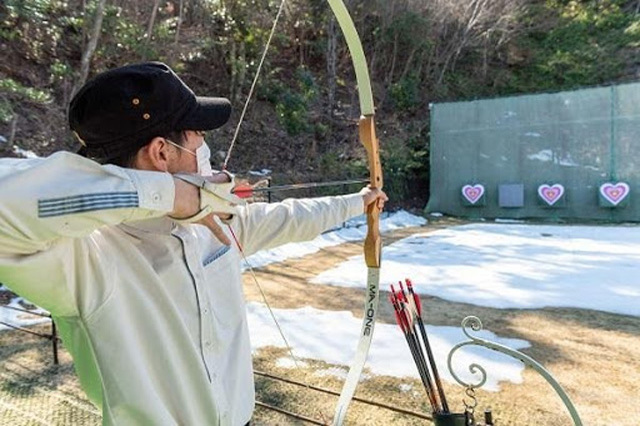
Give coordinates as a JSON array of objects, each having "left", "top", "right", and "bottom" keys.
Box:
[{"left": 202, "top": 246, "right": 245, "bottom": 328}]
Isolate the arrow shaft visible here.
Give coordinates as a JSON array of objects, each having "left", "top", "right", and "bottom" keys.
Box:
[
  {"left": 416, "top": 316, "right": 449, "bottom": 413},
  {"left": 236, "top": 179, "right": 369, "bottom": 194},
  {"left": 406, "top": 328, "right": 439, "bottom": 412}
]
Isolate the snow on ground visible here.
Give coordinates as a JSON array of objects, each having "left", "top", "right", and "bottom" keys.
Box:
[
  {"left": 247, "top": 302, "right": 529, "bottom": 391},
  {"left": 248, "top": 169, "right": 272, "bottom": 176},
  {"left": 275, "top": 357, "right": 308, "bottom": 369},
  {"left": 243, "top": 210, "right": 426, "bottom": 269},
  {"left": 0, "top": 298, "right": 50, "bottom": 331},
  {"left": 12, "top": 145, "right": 39, "bottom": 159},
  {"left": 7, "top": 214, "right": 638, "bottom": 392},
  {"left": 399, "top": 383, "right": 414, "bottom": 393},
  {"left": 311, "top": 223, "right": 640, "bottom": 316}
]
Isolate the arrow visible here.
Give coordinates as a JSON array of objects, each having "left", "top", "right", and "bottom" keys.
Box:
[
  {"left": 232, "top": 179, "right": 369, "bottom": 198},
  {"left": 390, "top": 285, "right": 439, "bottom": 413},
  {"left": 405, "top": 278, "right": 450, "bottom": 413}
]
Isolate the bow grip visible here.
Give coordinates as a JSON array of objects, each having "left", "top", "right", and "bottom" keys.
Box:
[{"left": 360, "top": 115, "right": 382, "bottom": 268}]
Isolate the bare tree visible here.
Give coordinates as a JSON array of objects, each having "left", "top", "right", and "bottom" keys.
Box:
[
  {"left": 427, "top": 0, "right": 527, "bottom": 84},
  {"left": 326, "top": 16, "right": 337, "bottom": 118},
  {"left": 175, "top": 0, "right": 185, "bottom": 45},
  {"left": 72, "top": 0, "right": 108, "bottom": 97},
  {"left": 8, "top": 115, "right": 18, "bottom": 146},
  {"left": 146, "top": 0, "right": 162, "bottom": 46},
  {"left": 229, "top": 37, "right": 247, "bottom": 104}
]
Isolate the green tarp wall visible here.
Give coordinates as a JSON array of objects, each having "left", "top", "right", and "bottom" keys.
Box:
[{"left": 426, "top": 82, "right": 640, "bottom": 221}]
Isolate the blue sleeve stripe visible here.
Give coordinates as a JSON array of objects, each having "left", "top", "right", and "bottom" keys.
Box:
[
  {"left": 38, "top": 192, "right": 140, "bottom": 218},
  {"left": 38, "top": 192, "right": 138, "bottom": 207},
  {"left": 38, "top": 194, "right": 138, "bottom": 210}
]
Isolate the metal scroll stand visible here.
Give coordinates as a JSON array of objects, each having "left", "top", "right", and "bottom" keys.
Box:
[{"left": 441, "top": 316, "right": 583, "bottom": 426}]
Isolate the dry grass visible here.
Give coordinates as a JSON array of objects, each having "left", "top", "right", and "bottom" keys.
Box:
[
  {"left": 0, "top": 328, "right": 100, "bottom": 425},
  {"left": 1, "top": 221, "right": 639, "bottom": 425}
]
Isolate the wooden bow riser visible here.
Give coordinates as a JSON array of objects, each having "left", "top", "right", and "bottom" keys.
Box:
[{"left": 359, "top": 115, "right": 382, "bottom": 269}]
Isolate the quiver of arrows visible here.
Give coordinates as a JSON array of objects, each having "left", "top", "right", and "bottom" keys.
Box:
[{"left": 389, "top": 279, "right": 496, "bottom": 426}]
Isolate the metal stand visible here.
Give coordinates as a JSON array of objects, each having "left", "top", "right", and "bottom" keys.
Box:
[
  {"left": 0, "top": 306, "right": 59, "bottom": 365},
  {"left": 446, "top": 316, "right": 583, "bottom": 426},
  {"left": 432, "top": 412, "right": 470, "bottom": 426}
]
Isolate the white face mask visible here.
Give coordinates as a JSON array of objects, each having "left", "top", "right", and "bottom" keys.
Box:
[
  {"left": 195, "top": 142, "right": 213, "bottom": 177},
  {"left": 166, "top": 139, "right": 213, "bottom": 177}
]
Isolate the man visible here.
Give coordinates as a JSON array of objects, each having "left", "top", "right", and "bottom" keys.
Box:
[{"left": 0, "top": 62, "right": 386, "bottom": 425}]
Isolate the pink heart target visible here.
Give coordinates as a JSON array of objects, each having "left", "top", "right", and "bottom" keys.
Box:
[
  {"left": 462, "top": 184, "right": 485, "bottom": 204},
  {"left": 538, "top": 184, "right": 565, "bottom": 206},
  {"left": 600, "top": 182, "right": 630, "bottom": 206}
]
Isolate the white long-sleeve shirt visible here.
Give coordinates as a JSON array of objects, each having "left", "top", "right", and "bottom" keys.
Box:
[{"left": 0, "top": 152, "right": 363, "bottom": 426}]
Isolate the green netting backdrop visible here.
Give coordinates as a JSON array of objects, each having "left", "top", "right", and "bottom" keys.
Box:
[{"left": 426, "top": 82, "right": 640, "bottom": 221}]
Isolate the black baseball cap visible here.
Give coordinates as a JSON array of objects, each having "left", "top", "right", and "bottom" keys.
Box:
[{"left": 69, "top": 62, "right": 231, "bottom": 161}]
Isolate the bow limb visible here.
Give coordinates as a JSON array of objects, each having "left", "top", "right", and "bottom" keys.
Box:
[{"left": 327, "top": 1, "right": 383, "bottom": 424}]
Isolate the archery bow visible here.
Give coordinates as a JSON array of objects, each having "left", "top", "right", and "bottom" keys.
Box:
[
  {"left": 325, "top": 1, "right": 382, "bottom": 424},
  {"left": 222, "top": 0, "right": 382, "bottom": 424}
]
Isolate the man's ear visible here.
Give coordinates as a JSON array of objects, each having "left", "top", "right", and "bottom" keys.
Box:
[{"left": 135, "top": 137, "right": 171, "bottom": 172}]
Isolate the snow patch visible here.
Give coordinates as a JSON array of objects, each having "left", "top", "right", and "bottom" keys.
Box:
[
  {"left": 311, "top": 223, "right": 640, "bottom": 316},
  {"left": 494, "top": 218, "right": 525, "bottom": 224},
  {"left": 314, "top": 367, "right": 349, "bottom": 380},
  {"left": 244, "top": 210, "right": 426, "bottom": 270},
  {"left": 13, "top": 145, "right": 39, "bottom": 159},
  {"left": 248, "top": 169, "right": 272, "bottom": 177},
  {"left": 275, "top": 357, "right": 308, "bottom": 369},
  {"left": 247, "top": 302, "right": 529, "bottom": 391},
  {"left": 399, "top": 383, "right": 413, "bottom": 393},
  {"left": 0, "top": 298, "right": 50, "bottom": 331}
]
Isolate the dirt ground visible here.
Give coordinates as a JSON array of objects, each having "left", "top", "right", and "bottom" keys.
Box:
[{"left": 1, "top": 221, "right": 639, "bottom": 425}]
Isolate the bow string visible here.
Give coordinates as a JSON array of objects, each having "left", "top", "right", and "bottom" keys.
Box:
[{"left": 222, "top": 1, "right": 383, "bottom": 424}]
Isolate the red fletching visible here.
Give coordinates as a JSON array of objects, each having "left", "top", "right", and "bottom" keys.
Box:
[
  {"left": 389, "top": 289, "right": 405, "bottom": 333},
  {"left": 395, "top": 311, "right": 407, "bottom": 333},
  {"left": 232, "top": 184, "right": 254, "bottom": 198},
  {"left": 388, "top": 291, "right": 398, "bottom": 310},
  {"left": 397, "top": 284, "right": 408, "bottom": 303},
  {"left": 388, "top": 292, "right": 395, "bottom": 306},
  {"left": 405, "top": 278, "right": 414, "bottom": 291},
  {"left": 413, "top": 292, "right": 422, "bottom": 317},
  {"left": 390, "top": 285, "right": 399, "bottom": 305}
]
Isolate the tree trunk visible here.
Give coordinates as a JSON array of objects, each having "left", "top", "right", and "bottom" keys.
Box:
[
  {"left": 326, "top": 16, "right": 337, "bottom": 119},
  {"left": 72, "top": 0, "right": 108, "bottom": 97},
  {"left": 400, "top": 46, "right": 418, "bottom": 80},
  {"left": 8, "top": 115, "right": 18, "bottom": 146},
  {"left": 146, "top": 0, "right": 162, "bottom": 46},
  {"left": 385, "top": 33, "right": 399, "bottom": 86},
  {"left": 175, "top": 0, "right": 184, "bottom": 45},
  {"left": 237, "top": 40, "right": 247, "bottom": 102},
  {"left": 229, "top": 39, "right": 237, "bottom": 102},
  {"left": 80, "top": 0, "right": 88, "bottom": 52}
]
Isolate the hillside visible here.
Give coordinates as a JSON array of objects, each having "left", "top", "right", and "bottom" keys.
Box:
[{"left": 1, "top": 0, "right": 639, "bottom": 208}]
